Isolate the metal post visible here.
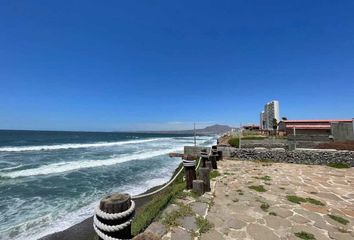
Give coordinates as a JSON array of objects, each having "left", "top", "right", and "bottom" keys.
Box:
[
  {"left": 194, "top": 123, "right": 196, "bottom": 147},
  {"left": 239, "top": 123, "right": 242, "bottom": 149},
  {"left": 293, "top": 127, "right": 296, "bottom": 150}
]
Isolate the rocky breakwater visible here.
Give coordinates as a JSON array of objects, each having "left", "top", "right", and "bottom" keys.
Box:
[{"left": 230, "top": 148, "right": 354, "bottom": 166}]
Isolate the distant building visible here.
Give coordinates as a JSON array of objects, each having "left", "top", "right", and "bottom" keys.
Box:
[
  {"left": 260, "top": 100, "right": 280, "bottom": 130},
  {"left": 278, "top": 119, "right": 353, "bottom": 149},
  {"left": 278, "top": 119, "right": 353, "bottom": 136},
  {"left": 243, "top": 124, "right": 260, "bottom": 131},
  {"left": 331, "top": 119, "right": 354, "bottom": 141}
]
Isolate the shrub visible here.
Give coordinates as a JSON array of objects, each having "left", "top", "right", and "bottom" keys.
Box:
[
  {"left": 132, "top": 164, "right": 185, "bottom": 235},
  {"left": 209, "top": 170, "right": 221, "bottom": 179},
  {"left": 306, "top": 198, "right": 325, "bottom": 206},
  {"left": 294, "top": 231, "right": 316, "bottom": 240},
  {"left": 287, "top": 195, "right": 307, "bottom": 204},
  {"left": 162, "top": 203, "right": 194, "bottom": 227},
  {"left": 327, "top": 163, "right": 350, "bottom": 169},
  {"left": 260, "top": 202, "right": 270, "bottom": 211},
  {"left": 196, "top": 216, "right": 214, "bottom": 233},
  {"left": 286, "top": 195, "right": 325, "bottom": 206},
  {"left": 228, "top": 137, "right": 240, "bottom": 147},
  {"left": 248, "top": 185, "right": 267, "bottom": 192},
  {"left": 328, "top": 214, "right": 349, "bottom": 225},
  {"left": 253, "top": 175, "right": 271, "bottom": 181},
  {"left": 132, "top": 182, "right": 185, "bottom": 235}
]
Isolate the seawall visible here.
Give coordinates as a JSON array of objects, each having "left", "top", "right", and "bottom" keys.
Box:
[{"left": 217, "top": 146, "right": 354, "bottom": 166}]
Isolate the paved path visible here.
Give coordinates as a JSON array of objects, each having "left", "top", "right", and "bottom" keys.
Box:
[{"left": 144, "top": 159, "right": 354, "bottom": 239}]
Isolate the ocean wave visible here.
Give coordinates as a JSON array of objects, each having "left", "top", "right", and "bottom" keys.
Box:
[
  {"left": 0, "top": 147, "right": 182, "bottom": 178},
  {"left": 0, "top": 138, "right": 161, "bottom": 152},
  {"left": 0, "top": 164, "right": 23, "bottom": 171},
  {"left": 8, "top": 177, "right": 174, "bottom": 240}
]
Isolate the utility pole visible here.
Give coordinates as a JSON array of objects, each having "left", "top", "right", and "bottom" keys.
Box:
[
  {"left": 194, "top": 123, "right": 196, "bottom": 147},
  {"left": 239, "top": 123, "right": 242, "bottom": 149}
]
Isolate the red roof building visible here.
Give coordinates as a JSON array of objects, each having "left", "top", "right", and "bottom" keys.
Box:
[{"left": 278, "top": 119, "right": 352, "bottom": 135}]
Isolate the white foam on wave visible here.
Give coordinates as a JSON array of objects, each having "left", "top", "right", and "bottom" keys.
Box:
[
  {"left": 0, "top": 164, "right": 23, "bottom": 171},
  {"left": 6, "top": 169, "right": 178, "bottom": 240},
  {"left": 0, "top": 138, "right": 161, "bottom": 152},
  {"left": 1, "top": 147, "right": 183, "bottom": 178}
]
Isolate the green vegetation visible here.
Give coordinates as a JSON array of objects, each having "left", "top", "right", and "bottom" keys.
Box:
[
  {"left": 132, "top": 182, "right": 185, "bottom": 235},
  {"left": 327, "top": 162, "right": 350, "bottom": 169},
  {"left": 248, "top": 185, "right": 267, "bottom": 192},
  {"left": 279, "top": 187, "right": 286, "bottom": 190},
  {"left": 209, "top": 170, "right": 221, "bottom": 179},
  {"left": 286, "top": 195, "right": 325, "bottom": 206},
  {"left": 260, "top": 202, "right": 270, "bottom": 211},
  {"left": 236, "top": 189, "right": 244, "bottom": 195},
  {"left": 132, "top": 164, "right": 185, "bottom": 235},
  {"left": 269, "top": 212, "right": 277, "bottom": 216},
  {"left": 196, "top": 216, "right": 214, "bottom": 233},
  {"left": 228, "top": 137, "right": 240, "bottom": 147},
  {"left": 177, "top": 190, "right": 199, "bottom": 199},
  {"left": 242, "top": 136, "right": 266, "bottom": 140},
  {"left": 254, "top": 175, "right": 272, "bottom": 181},
  {"left": 162, "top": 203, "right": 194, "bottom": 227},
  {"left": 287, "top": 195, "right": 307, "bottom": 204},
  {"left": 294, "top": 231, "right": 316, "bottom": 240},
  {"left": 328, "top": 214, "right": 349, "bottom": 225},
  {"left": 306, "top": 198, "right": 325, "bottom": 206}
]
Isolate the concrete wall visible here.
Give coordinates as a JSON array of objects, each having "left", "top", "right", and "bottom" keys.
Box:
[
  {"left": 184, "top": 146, "right": 210, "bottom": 157},
  {"left": 241, "top": 139, "right": 287, "bottom": 149},
  {"left": 331, "top": 121, "right": 354, "bottom": 141},
  {"left": 222, "top": 147, "right": 354, "bottom": 166},
  {"left": 287, "top": 134, "right": 331, "bottom": 149}
]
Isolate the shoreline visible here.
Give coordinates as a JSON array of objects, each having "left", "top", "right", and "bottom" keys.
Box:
[{"left": 39, "top": 164, "right": 182, "bottom": 240}]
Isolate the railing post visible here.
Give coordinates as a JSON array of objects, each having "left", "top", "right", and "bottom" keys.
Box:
[
  {"left": 217, "top": 150, "right": 223, "bottom": 160},
  {"left": 210, "top": 146, "right": 218, "bottom": 169},
  {"left": 210, "top": 155, "right": 217, "bottom": 169},
  {"left": 183, "top": 160, "right": 197, "bottom": 189},
  {"left": 201, "top": 150, "right": 209, "bottom": 168},
  {"left": 205, "top": 159, "right": 213, "bottom": 171},
  {"left": 94, "top": 193, "right": 135, "bottom": 240},
  {"left": 199, "top": 168, "right": 211, "bottom": 192},
  {"left": 192, "top": 180, "right": 205, "bottom": 195}
]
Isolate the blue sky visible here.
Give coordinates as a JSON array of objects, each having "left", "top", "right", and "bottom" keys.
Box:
[{"left": 0, "top": 1, "right": 354, "bottom": 131}]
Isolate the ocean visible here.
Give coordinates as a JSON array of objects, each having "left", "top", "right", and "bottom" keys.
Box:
[{"left": 0, "top": 130, "right": 216, "bottom": 240}]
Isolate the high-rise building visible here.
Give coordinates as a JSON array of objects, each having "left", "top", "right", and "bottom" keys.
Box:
[{"left": 260, "top": 100, "right": 280, "bottom": 130}]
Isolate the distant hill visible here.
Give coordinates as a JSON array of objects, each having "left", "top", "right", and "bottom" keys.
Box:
[
  {"left": 136, "top": 124, "right": 233, "bottom": 135},
  {"left": 199, "top": 124, "right": 233, "bottom": 134}
]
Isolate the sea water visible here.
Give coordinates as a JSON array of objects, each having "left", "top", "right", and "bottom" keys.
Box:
[{"left": 0, "top": 130, "right": 216, "bottom": 240}]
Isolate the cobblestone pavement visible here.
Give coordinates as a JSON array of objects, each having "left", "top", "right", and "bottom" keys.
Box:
[{"left": 144, "top": 160, "right": 354, "bottom": 239}]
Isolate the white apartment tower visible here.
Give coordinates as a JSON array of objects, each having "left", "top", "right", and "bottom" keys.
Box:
[{"left": 260, "top": 100, "right": 280, "bottom": 130}]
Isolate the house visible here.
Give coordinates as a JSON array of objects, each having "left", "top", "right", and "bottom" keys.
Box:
[
  {"left": 278, "top": 119, "right": 353, "bottom": 149},
  {"left": 278, "top": 119, "right": 352, "bottom": 136}
]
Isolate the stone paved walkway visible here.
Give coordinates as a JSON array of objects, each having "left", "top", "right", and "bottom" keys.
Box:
[{"left": 144, "top": 159, "right": 354, "bottom": 239}]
